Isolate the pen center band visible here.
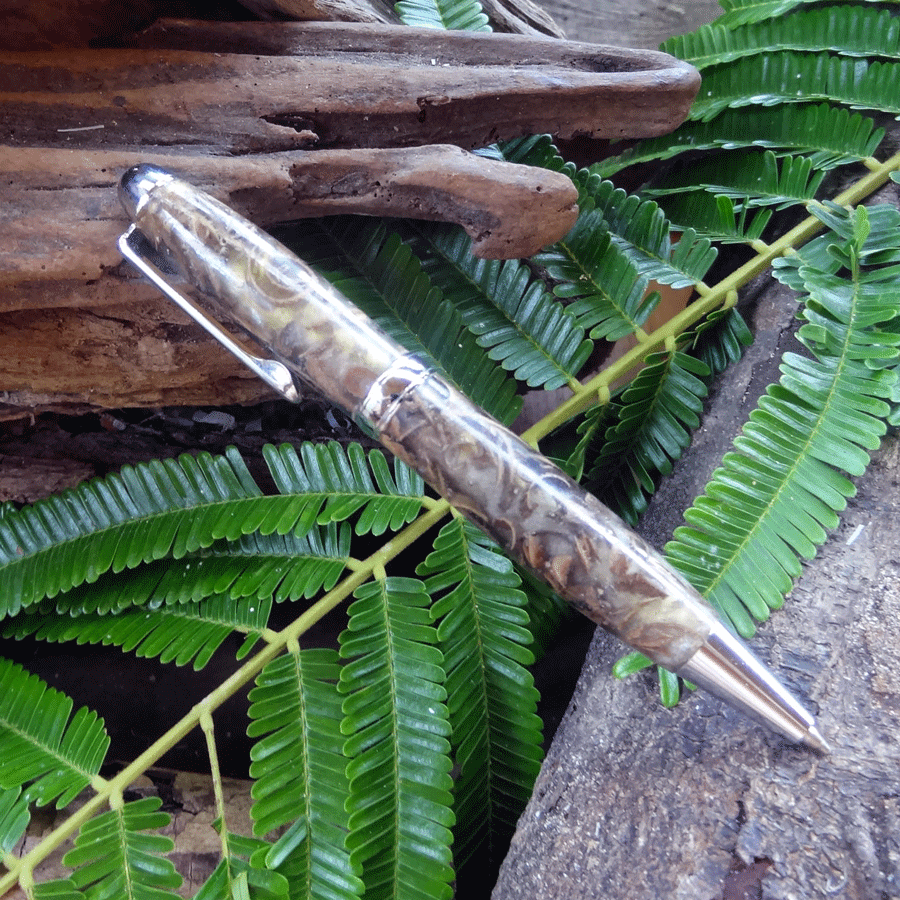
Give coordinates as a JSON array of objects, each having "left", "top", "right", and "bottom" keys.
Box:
[{"left": 357, "top": 353, "right": 431, "bottom": 431}]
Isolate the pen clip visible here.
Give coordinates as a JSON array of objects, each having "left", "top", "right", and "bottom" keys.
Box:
[{"left": 117, "top": 224, "right": 301, "bottom": 403}]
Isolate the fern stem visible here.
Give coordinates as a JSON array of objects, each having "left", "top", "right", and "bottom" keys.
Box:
[
  {"left": 0, "top": 501, "right": 450, "bottom": 895},
  {"left": 525, "top": 148, "right": 900, "bottom": 441},
  {"left": 199, "top": 710, "right": 231, "bottom": 871}
]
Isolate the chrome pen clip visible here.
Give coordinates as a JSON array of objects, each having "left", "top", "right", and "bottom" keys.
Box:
[{"left": 117, "top": 224, "right": 301, "bottom": 403}]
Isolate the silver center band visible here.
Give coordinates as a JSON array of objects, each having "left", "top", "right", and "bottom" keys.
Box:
[{"left": 357, "top": 353, "right": 431, "bottom": 429}]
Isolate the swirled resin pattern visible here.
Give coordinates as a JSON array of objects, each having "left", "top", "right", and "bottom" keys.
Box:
[
  {"left": 363, "top": 361, "right": 717, "bottom": 670},
  {"left": 127, "top": 168, "right": 717, "bottom": 671}
]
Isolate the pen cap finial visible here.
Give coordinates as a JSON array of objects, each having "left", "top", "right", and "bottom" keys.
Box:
[{"left": 119, "top": 164, "right": 176, "bottom": 221}]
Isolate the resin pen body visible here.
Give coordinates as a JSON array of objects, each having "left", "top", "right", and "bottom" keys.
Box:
[{"left": 119, "top": 164, "right": 827, "bottom": 751}]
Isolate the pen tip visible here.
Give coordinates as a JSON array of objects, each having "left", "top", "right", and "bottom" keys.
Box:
[{"left": 804, "top": 724, "right": 831, "bottom": 754}]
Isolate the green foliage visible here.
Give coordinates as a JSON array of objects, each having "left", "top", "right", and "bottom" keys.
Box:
[
  {"left": 339, "top": 578, "right": 454, "bottom": 900},
  {"left": 393, "top": 0, "right": 489, "bottom": 31},
  {"left": 63, "top": 797, "right": 182, "bottom": 899},
  {"left": 662, "top": 5, "right": 900, "bottom": 68},
  {"left": 665, "top": 204, "right": 900, "bottom": 636},
  {"left": 417, "top": 520, "right": 542, "bottom": 866},
  {"left": 2, "top": 2, "right": 900, "bottom": 898},
  {"left": 0, "top": 658, "right": 109, "bottom": 809},
  {"left": 247, "top": 649, "right": 362, "bottom": 900}
]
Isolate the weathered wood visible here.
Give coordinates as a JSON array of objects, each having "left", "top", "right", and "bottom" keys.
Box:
[
  {"left": 104, "top": 20, "right": 699, "bottom": 148},
  {"left": 237, "top": 0, "right": 397, "bottom": 24},
  {"left": 0, "top": 19, "right": 698, "bottom": 416},
  {"left": 2, "top": 143, "right": 578, "bottom": 291}
]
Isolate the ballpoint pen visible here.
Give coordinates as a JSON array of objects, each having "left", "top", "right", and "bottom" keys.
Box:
[{"left": 117, "top": 163, "right": 829, "bottom": 752}]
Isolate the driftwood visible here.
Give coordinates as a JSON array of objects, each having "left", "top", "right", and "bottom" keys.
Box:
[{"left": 0, "top": 19, "right": 698, "bottom": 416}]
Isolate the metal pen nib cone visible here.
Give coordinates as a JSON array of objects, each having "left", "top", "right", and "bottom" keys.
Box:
[{"left": 677, "top": 620, "right": 829, "bottom": 752}]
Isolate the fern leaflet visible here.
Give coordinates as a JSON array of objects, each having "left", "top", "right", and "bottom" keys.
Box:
[
  {"left": 339, "top": 578, "right": 454, "bottom": 900},
  {"left": 417, "top": 520, "right": 542, "bottom": 866},
  {"left": 0, "top": 659, "right": 109, "bottom": 809},
  {"left": 665, "top": 205, "right": 900, "bottom": 636},
  {"left": 394, "top": 0, "right": 490, "bottom": 30},
  {"left": 663, "top": 6, "right": 900, "bottom": 69},
  {"left": 595, "top": 103, "right": 884, "bottom": 176},
  {"left": 63, "top": 797, "right": 182, "bottom": 899},
  {"left": 247, "top": 648, "right": 362, "bottom": 900},
  {"left": 403, "top": 221, "right": 592, "bottom": 389},
  {"left": 691, "top": 52, "right": 900, "bottom": 122}
]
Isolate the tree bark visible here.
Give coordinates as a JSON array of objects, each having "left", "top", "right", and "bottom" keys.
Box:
[{"left": 492, "top": 183, "right": 900, "bottom": 900}]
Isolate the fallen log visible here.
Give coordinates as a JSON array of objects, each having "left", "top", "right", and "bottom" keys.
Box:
[{"left": 0, "top": 20, "right": 698, "bottom": 416}]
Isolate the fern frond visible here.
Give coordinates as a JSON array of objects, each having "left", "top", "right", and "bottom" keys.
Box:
[
  {"left": 63, "top": 797, "right": 182, "bottom": 899},
  {"left": 339, "top": 577, "right": 454, "bottom": 900},
  {"left": 574, "top": 175, "right": 718, "bottom": 289},
  {"left": 404, "top": 222, "right": 592, "bottom": 389},
  {"left": 643, "top": 150, "right": 825, "bottom": 210},
  {"left": 595, "top": 103, "right": 884, "bottom": 176},
  {"left": 715, "top": 0, "right": 900, "bottom": 30},
  {"left": 0, "top": 787, "right": 29, "bottom": 851},
  {"left": 0, "top": 444, "right": 423, "bottom": 620},
  {"left": 417, "top": 520, "right": 542, "bottom": 866},
  {"left": 535, "top": 215, "right": 658, "bottom": 341},
  {"left": 656, "top": 192, "right": 773, "bottom": 243},
  {"left": 276, "top": 220, "right": 522, "bottom": 424},
  {"left": 690, "top": 307, "right": 754, "bottom": 378},
  {"left": 582, "top": 351, "right": 710, "bottom": 524},
  {"left": 665, "top": 204, "right": 900, "bottom": 636},
  {"left": 691, "top": 52, "right": 900, "bottom": 122},
  {"left": 394, "top": 0, "right": 490, "bottom": 30},
  {"left": 663, "top": 6, "right": 900, "bottom": 69},
  {"left": 3, "top": 595, "right": 273, "bottom": 671},
  {"left": 247, "top": 648, "right": 362, "bottom": 900},
  {"left": 0, "top": 659, "right": 109, "bottom": 808},
  {"left": 32, "top": 880, "right": 87, "bottom": 900},
  {"left": 262, "top": 442, "right": 424, "bottom": 538}
]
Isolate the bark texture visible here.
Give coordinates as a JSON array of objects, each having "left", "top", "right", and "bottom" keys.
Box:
[
  {"left": 492, "top": 212, "right": 900, "bottom": 900},
  {"left": 0, "top": 16, "right": 698, "bottom": 416}
]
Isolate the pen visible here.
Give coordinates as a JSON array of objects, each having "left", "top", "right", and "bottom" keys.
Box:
[{"left": 117, "top": 164, "right": 828, "bottom": 752}]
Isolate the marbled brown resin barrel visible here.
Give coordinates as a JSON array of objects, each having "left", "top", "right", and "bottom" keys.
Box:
[{"left": 129, "top": 169, "right": 719, "bottom": 672}]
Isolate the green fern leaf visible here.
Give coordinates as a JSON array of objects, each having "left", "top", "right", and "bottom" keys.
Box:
[
  {"left": 664, "top": 6, "right": 900, "bottom": 69},
  {"left": 339, "top": 577, "right": 454, "bottom": 900},
  {"left": 417, "top": 520, "right": 542, "bottom": 866},
  {"left": 404, "top": 222, "right": 593, "bottom": 389},
  {"left": 32, "top": 880, "right": 87, "bottom": 900},
  {"left": 3, "top": 595, "right": 273, "bottom": 671},
  {"left": 656, "top": 192, "right": 773, "bottom": 243},
  {"left": 690, "top": 307, "right": 754, "bottom": 378},
  {"left": 715, "top": 0, "right": 900, "bottom": 29},
  {"left": 63, "top": 797, "right": 182, "bottom": 899},
  {"left": 275, "top": 220, "right": 521, "bottom": 424},
  {"left": 498, "top": 134, "right": 574, "bottom": 176},
  {"left": 643, "top": 149, "right": 825, "bottom": 210},
  {"left": 247, "top": 648, "right": 362, "bottom": 900},
  {"left": 665, "top": 204, "right": 900, "bottom": 636},
  {"left": 33, "top": 522, "right": 349, "bottom": 618},
  {"left": 0, "top": 787, "right": 30, "bottom": 851},
  {"left": 595, "top": 103, "right": 884, "bottom": 176},
  {"left": 574, "top": 175, "right": 718, "bottom": 289},
  {"left": 262, "top": 443, "right": 424, "bottom": 537},
  {"left": 583, "top": 350, "right": 710, "bottom": 524},
  {"left": 535, "top": 214, "right": 658, "bottom": 341},
  {"left": 0, "top": 659, "right": 109, "bottom": 808},
  {"left": 691, "top": 52, "right": 900, "bottom": 122},
  {"left": 0, "top": 444, "right": 423, "bottom": 620},
  {"left": 394, "top": 0, "right": 490, "bottom": 30}
]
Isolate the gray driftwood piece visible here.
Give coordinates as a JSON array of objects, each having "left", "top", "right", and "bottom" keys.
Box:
[{"left": 493, "top": 185, "right": 900, "bottom": 899}]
